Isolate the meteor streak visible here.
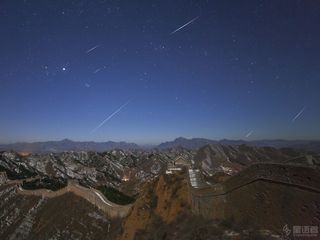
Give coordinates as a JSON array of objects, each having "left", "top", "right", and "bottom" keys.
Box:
[
  {"left": 291, "top": 107, "right": 305, "bottom": 123},
  {"left": 90, "top": 100, "right": 131, "bottom": 134},
  {"left": 86, "top": 45, "right": 101, "bottom": 54},
  {"left": 170, "top": 16, "right": 199, "bottom": 35},
  {"left": 245, "top": 130, "right": 253, "bottom": 138},
  {"left": 93, "top": 68, "right": 101, "bottom": 73}
]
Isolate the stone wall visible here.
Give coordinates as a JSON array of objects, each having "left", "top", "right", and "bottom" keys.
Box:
[
  {"left": 188, "top": 163, "right": 320, "bottom": 231},
  {"left": 17, "top": 182, "right": 132, "bottom": 218}
]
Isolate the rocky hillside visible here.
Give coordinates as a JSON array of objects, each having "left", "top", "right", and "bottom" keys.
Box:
[
  {"left": 118, "top": 171, "right": 281, "bottom": 240},
  {"left": 0, "top": 184, "right": 122, "bottom": 240},
  {"left": 1, "top": 145, "right": 319, "bottom": 240},
  {"left": 1, "top": 171, "right": 280, "bottom": 240},
  {"left": 0, "top": 150, "right": 178, "bottom": 194},
  {"left": 194, "top": 144, "right": 320, "bottom": 176},
  {"left": 118, "top": 172, "right": 189, "bottom": 240}
]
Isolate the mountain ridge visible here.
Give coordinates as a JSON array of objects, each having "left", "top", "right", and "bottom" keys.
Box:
[
  {"left": 0, "top": 139, "right": 140, "bottom": 153},
  {"left": 156, "top": 137, "right": 320, "bottom": 152},
  {"left": 1, "top": 137, "right": 320, "bottom": 153}
]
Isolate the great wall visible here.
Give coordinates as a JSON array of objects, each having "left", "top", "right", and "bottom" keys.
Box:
[
  {"left": 187, "top": 163, "right": 320, "bottom": 231},
  {"left": 1, "top": 160, "right": 320, "bottom": 231},
  {"left": 1, "top": 176, "right": 133, "bottom": 219}
]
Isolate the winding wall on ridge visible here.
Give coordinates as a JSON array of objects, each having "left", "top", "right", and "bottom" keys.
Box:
[
  {"left": 16, "top": 182, "right": 132, "bottom": 218},
  {"left": 188, "top": 163, "right": 320, "bottom": 232}
]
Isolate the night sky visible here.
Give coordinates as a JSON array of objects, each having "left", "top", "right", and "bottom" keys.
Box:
[{"left": 1, "top": 0, "right": 320, "bottom": 144}]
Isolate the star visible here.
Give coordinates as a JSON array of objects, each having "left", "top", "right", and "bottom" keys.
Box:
[{"left": 62, "top": 67, "right": 66, "bottom": 71}]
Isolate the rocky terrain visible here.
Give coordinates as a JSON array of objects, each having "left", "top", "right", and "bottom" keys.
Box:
[
  {"left": 0, "top": 149, "right": 187, "bottom": 194},
  {"left": 0, "top": 171, "right": 283, "bottom": 240},
  {"left": 0, "top": 183, "right": 122, "bottom": 240},
  {"left": 0, "top": 144, "right": 319, "bottom": 240},
  {"left": 194, "top": 144, "right": 320, "bottom": 177},
  {"left": 119, "top": 171, "right": 286, "bottom": 240},
  {"left": 1, "top": 143, "right": 318, "bottom": 189}
]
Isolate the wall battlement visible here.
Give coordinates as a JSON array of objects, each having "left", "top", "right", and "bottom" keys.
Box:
[
  {"left": 188, "top": 163, "right": 320, "bottom": 231},
  {"left": 16, "top": 181, "right": 132, "bottom": 218}
]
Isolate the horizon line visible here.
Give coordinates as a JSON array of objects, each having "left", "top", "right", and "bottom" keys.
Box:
[{"left": 1, "top": 137, "right": 320, "bottom": 146}]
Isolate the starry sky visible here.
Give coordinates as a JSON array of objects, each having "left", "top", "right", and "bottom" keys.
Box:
[{"left": 1, "top": 0, "right": 320, "bottom": 144}]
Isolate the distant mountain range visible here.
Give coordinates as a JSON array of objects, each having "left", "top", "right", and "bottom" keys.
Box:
[
  {"left": 156, "top": 137, "right": 320, "bottom": 153},
  {"left": 0, "top": 139, "right": 140, "bottom": 153},
  {"left": 0, "top": 137, "right": 320, "bottom": 153}
]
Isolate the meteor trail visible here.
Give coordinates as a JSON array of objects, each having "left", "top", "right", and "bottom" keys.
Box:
[
  {"left": 245, "top": 130, "right": 253, "bottom": 138},
  {"left": 93, "top": 68, "right": 101, "bottom": 74},
  {"left": 90, "top": 100, "right": 131, "bottom": 134},
  {"left": 170, "top": 16, "right": 199, "bottom": 35},
  {"left": 291, "top": 107, "right": 305, "bottom": 123},
  {"left": 93, "top": 65, "right": 107, "bottom": 74},
  {"left": 86, "top": 45, "right": 101, "bottom": 54}
]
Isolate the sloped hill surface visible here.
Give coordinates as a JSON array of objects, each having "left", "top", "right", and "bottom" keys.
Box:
[
  {"left": 118, "top": 172, "right": 190, "bottom": 240},
  {"left": 189, "top": 163, "right": 320, "bottom": 232},
  {"left": 30, "top": 192, "right": 121, "bottom": 240},
  {"left": 194, "top": 144, "right": 317, "bottom": 176},
  {"left": 0, "top": 184, "right": 121, "bottom": 240},
  {"left": 224, "top": 179, "right": 320, "bottom": 233},
  {"left": 118, "top": 172, "right": 280, "bottom": 240},
  {"left": 0, "top": 150, "right": 169, "bottom": 192}
]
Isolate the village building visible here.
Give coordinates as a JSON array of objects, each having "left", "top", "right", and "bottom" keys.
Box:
[{"left": 166, "top": 155, "right": 192, "bottom": 174}]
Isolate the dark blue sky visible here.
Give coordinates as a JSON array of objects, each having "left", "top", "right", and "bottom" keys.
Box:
[{"left": 1, "top": 0, "right": 319, "bottom": 144}]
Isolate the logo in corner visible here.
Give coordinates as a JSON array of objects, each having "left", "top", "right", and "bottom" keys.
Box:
[{"left": 282, "top": 224, "right": 291, "bottom": 239}]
